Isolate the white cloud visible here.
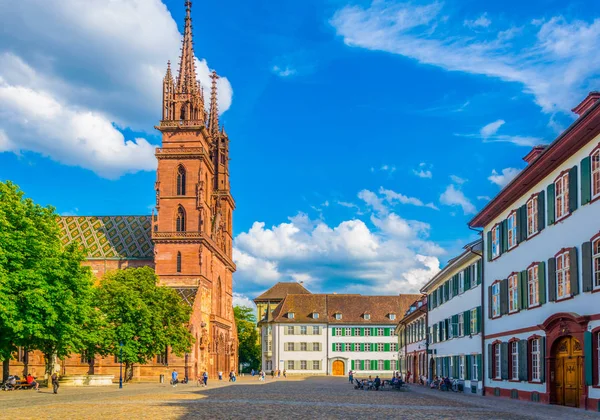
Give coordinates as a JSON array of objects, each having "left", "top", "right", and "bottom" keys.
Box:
[
  {"left": 330, "top": 3, "right": 600, "bottom": 114},
  {"left": 465, "top": 13, "right": 492, "bottom": 29},
  {"left": 477, "top": 195, "right": 492, "bottom": 201},
  {"left": 272, "top": 65, "right": 297, "bottom": 77},
  {"left": 450, "top": 175, "right": 467, "bottom": 184},
  {"left": 358, "top": 189, "right": 388, "bottom": 214},
  {"left": 232, "top": 293, "right": 256, "bottom": 310},
  {"left": 380, "top": 164, "right": 397, "bottom": 174},
  {"left": 488, "top": 167, "right": 521, "bottom": 187},
  {"left": 378, "top": 187, "right": 438, "bottom": 210},
  {"left": 0, "top": 0, "right": 232, "bottom": 178},
  {"left": 481, "top": 119, "right": 505, "bottom": 137},
  {"left": 439, "top": 184, "right": 476, "bottom": 215},
  {"left": 413, "top": 169, "right": 433, "bottom": 178},
  {"left": 233, "top": 211, "right": 443, "bottom": 296}
]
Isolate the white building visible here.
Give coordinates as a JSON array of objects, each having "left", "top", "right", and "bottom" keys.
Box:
[
  {"left": 421, "top": 240, "right": 483, "bottom": 394},
  {"left": 469, "top": 92, "right": 600, "bottom": 410},
  {"left": 396, "top": 296, "right": 428, "bottom": 384},
  {"left": 258, "top": 293, "right": 419, "bottom": 376}
]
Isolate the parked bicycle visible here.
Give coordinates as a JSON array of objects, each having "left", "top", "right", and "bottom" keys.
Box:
[{"left": 451, "top": 379, "right": 464, "bottom": 392}]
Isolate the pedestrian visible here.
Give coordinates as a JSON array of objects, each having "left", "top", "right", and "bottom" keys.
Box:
[
  {"left": 202, "top": 371, "right": 208, "bottom": 387},
  {"left": 171, "top": 369, "right": 179, "bottom": 387},
  {"left": 283, "top": 369, "right": 287, "bottom": 378},
  {"left": 277, "top": 369, "right": 280, "bottom": 378},
  {"left": 271, "top": 370, "right": 274, "bottom": 379},
  {"left": 218, "top": 370, "right": 223, "bottom": 381},
  {"left": 251, "top": 369, "right": 255, "bottom": 377},
  {"left": 51, "top": 372, "right": 59, "bottom": 394},
  {"left": 348, "top": 369, "right": 353, "bottom": 383},
  {"left": 228, "top": 370, "right": 233, "bottom": 382}
]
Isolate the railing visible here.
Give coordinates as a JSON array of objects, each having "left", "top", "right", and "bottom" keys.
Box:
[
  {"left": 155, "top": 147, "right": 204, "bottom": 154},
  {"left": 159, "top": 120, "right": 205, "bottom": 128},
  {"left": 152, "top": 231, "right": 203, "bottom": 239}
]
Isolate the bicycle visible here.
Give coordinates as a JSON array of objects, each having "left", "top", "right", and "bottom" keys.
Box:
[{"left": 451, "top": 379, "right": 464, "bottom": 392}]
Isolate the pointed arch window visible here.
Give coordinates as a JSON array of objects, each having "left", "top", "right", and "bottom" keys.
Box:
[
  {"left": 176, "top": 206, "right": 186, "bottom": 232},
  {"left": 176, "top": 165, "right": 186, "bottom": 196},
  {"left": 176, "top": 252, "right": 182, "bottom": 273}
]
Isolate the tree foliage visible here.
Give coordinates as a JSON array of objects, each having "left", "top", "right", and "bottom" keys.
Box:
[
  {"left": 0, "top": 181, "right": 95, "bottom": 378},
  {"left": 94, "top": 267, "right": 193, "bottom": 381},
  {"left": 234, "top": 305, "right": 260, "bottom": 372}
]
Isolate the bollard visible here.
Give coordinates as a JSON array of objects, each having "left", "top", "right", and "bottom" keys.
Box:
[{"left": 160, "top": 374, "right": 165, "bottom": 384}]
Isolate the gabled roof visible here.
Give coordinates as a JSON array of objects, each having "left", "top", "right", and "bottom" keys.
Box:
[
  {"left": 59, "top": 216, "right": 153, "bottom": 259},
  {"left": 269, "top": 293, "right": 420, "bottom": 325},
  {"left": 253, "top": 282, "right": 312, "bottom": 302}
]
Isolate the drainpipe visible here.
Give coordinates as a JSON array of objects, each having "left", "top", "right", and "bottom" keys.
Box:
[
  {"left": 468, "top": 225, "right": 484, "bottom": 396},
  {"left": 325, "top": 295, "right": 329, "bottom": 376}
]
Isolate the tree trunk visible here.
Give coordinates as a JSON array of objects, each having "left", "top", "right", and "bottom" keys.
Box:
[
  {"left": 2, "top": 359, "right": 9, "bottom": 382},
  {"left": 44, "top": 352, "right": 55, "bottom": 379},
  {"left": 125, "top": 362, "right": 134, "bottom": 382}
]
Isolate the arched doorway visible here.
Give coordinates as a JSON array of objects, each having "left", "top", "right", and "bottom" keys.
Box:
[
  {"left": 332, "top": 360, "right": 345, "bottom": 376},
  {"left": 429, "top": 357, "right": 435, "bottom": 380},
  {"left": 551, "top": 336, "right": 583, "bottom": 407}
]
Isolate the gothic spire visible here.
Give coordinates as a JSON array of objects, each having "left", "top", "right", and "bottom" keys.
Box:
[
  {"left": 208, "top": 71, "right": 220, "bottom": 136},
  {"left": 176, "top": 1, "right": 199, "bottom": 95}
]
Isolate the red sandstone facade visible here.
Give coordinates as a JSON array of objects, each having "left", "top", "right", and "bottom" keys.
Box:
[{"left": 8, "top": 1, "right": 237, "bottom": 382}]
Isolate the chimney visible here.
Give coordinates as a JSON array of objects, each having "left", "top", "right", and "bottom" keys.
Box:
[
  {"left": 572, "top": 91, "right": 600, "bottom": 116},
  {"left": 523, "top": 145, "right": 546, "bottom": 165}
]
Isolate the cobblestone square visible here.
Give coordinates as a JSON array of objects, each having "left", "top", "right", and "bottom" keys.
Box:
[{"left": 2, "top": 376, "right": 600, "bottom": 419}]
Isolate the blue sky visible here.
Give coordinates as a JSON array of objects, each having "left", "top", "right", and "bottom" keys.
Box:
[{"left": 2, "top": 0, "right": 600, "bottom": 306}]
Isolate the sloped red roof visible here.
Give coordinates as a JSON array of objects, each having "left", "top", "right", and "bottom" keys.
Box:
[{"left": 253, "top": 282, "right": 311, "bottom": 302}]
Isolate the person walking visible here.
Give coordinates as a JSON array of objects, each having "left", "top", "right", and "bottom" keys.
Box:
[
  {"left": 348, "top": 369, "right": 353, "bottom": 383},
  {"left": 171, "top": 369, "right": 179, "bottom": 387},
  {"left": 218, "top": 370, "right": 223, "bottom": 381},
  {"left": 51, "top": 372, "right": 59, "bottom": 394},
  {"left": 202, "top": 371, "right": 208, "bottom": 387},
  {"left": 283, "top": 369, "right": 287, "bottom": 378}
]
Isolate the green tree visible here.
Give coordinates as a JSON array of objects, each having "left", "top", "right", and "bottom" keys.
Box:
[
  {"left": 0, "top": 181, "right": 95, "bottom": 379},
  {"left": 234, "top": 305, "right": 260, "bottom": 372},
  {"left": 94, "top": 267, "right": 193, "bottom": 381}
]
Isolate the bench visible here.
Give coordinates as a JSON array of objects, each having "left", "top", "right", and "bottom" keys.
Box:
[{"left": 14, "top": 380, "right": 35, "bottom": 390}]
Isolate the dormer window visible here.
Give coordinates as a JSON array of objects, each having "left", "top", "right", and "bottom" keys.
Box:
[
  {"left": 288, "top": 312, "right": 295, "bottom": 319},
  {"left": 364, "top": 313, "right": 371, "bottom": 320},
  {"left": 389, "top": 313, "right": 396, "bottom": 321},
  {"left": 335, "top": 313, "right": 342, "bottom": 320},
  {"left": 312, "top": 312, "right": 319, "bottom": 319}
]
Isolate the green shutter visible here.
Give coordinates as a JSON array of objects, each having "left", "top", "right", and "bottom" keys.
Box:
[
  {"left": 360, "top": 343, "right": 365, "bottom": 352},
  {"left": 548, "top": 257, "right": 557, "bottom": 302},
  {"left": 547, "top": 184, "right": 555, "bottom": 225},
  {"left": 332, "top": 343, "right": 335, "bottom": 352},
  {"left": 465, "top": 355, "right": 471, "bottom": 379},
  {"left": 476, "top": 307, "right": 482, "bottom": 334},
  {"left": 464, "top": 310, "right": 471, "bottom": 335},
  {"left": 385, "top": 343, "right": 390, "bottom": 352},
  {"left": 361, "top": 328, "right": 365, "bottom": 337},
  {"left": 341, "top": 343, "right": 345, "bottom": 352},
  {"left": 361, "top": 360, "right": 365, "bottom": 370},
  {"left": 568, "top": 166, "right": 578, "bottom": 213},
  {"left": 583, "top": 241, "right": 593, "bottom": 292},
  {"left": 538, "top": 261, "right": 546, "bottom": 304},
  {"left": 518, "top": 340, "right": 528, "bottom": 381},
  {"left": 487, "top": 344, "right": 493, "bottom": 379},
  {"left": 570, "top": 247, "right": 579, "bottom": 296},
  {"left": 332, "top": 328, "right": 336, "bottom": 336},
  {"left": 477, "top": 260, "right": 482, "bottom": 285},
  {"left": 351, "top": 328, "right": 355, "bottom": 336},
  {"left": 581, "top": 157, "right": 592, "bottom": 205},
  {"left": 385, "top": 360, "right": 391, "bottom": 371},
  {"left": 501, "top": 342, "right": 509, "bottom": 380},
  {"left": 540, "top": 337, "right": 546, "bottom": 383},
  {"left": 351, "top": 343, "right": 355, "bottom": 351},
  {"left": 351, "top": 360, "right": 355, "bottom": 370},
  {"left": 385, "top": 328, "right": 390, "bottom": 336},
  {"left": 537, "top": 190, "right": 545, "bottom": 232},
  {"left": 371, "top": 360, "right": 377, "bottom": 370},
  {"left": 585, "top": 331, "right": 593, "bottom": 385},
  {"left": 519, "top": 270, "right": 529, "bottom": 309},
  {"left": 518, "top": 205, "right": 527, "bottom": 243},
  {"left": 501, "top": 220, "right": 508, "bottom": 254},
  {"left": 371, "top": 328, "right": 376, "bottom": 337},
  {"left": 487, "top": 231, "right": 493, "bottom": 261},
  {"left": 465, "top": 267, "right": 471, "bottom": 289},
  {"left": 341, "top": 328, "right": 346, "bottom": 336}
]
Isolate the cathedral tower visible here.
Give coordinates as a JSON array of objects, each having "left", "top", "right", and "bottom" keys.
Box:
[{"left": 153, "top": 0, "right": 236, "bottom": 379}]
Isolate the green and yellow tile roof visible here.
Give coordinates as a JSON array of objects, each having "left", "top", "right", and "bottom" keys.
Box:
[{"left": 59, "top": 216, "right": 154, "bottom": 259}]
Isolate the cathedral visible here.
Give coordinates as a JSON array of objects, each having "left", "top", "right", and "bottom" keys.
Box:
[{"left": 9, "top": 1, "right": 237, "bottom": 381}]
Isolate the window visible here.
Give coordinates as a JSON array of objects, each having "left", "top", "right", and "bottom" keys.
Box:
[
  {"left": 507, "top": 212, "right": 517, "bottom": 249},
  {"left": 288, "top": 312, "right": 295, "bottom": 319},
  {"left": 176, "top": 251, "right": 182, "bottom": 273},
  {"left": 300, "top": 360, "right": 307, "bottom": 370},
  {"left": 364, "top": 328, "right": 371, "bottom": 337},
  {"left": 528, "top": 265, "right": 539, "bottom": 307},
  {"left": 491, "top": 225, "right": 500, "bottom": 258},
  {"left": 508, "top": 274, "right": 518, "bottom": 313},
  {"left": 391, "top": 343, "right": 397, "bottom": 351},
  {"left": 312, "top": 326, "right": 320, "bottom": 335},
  {"left": 345, "top": 328, "right": 352, "bottom": 336},
  {"left": 300, "top": 326, "right": 307, "bottom": 335},
  {"left": 335, "top": 313, "right": 342, "bottom": 320},
  {"left": 378, "top": 360, "right": 385, "bottom": 370},
  {"left": 156, "top": 348, "right": 168, "bottom": 365},
  {"left": 555, "top": 172, "right": 570, "bottom": 221},
  {"left": 300, "top": 342, "right": 307, "bottom": 351},
  {"left": 594, "top": 238, "right": 600, "bottom": 289},
  {"left": 335, "top": 343, "right": 342, "bottom": 351},
  {"left": 459, "top": 356, "right": 465, "bottom": 380},
  {"left": 364, "top": 313, "right": 371, "bottom": 320},
  {"left": 391, "top": 360, "right": 397, "bottom": 371},
  {"left": 470, "top": 308, "right": 477, "bottom": 333},
  {"left": 472, "top": 355, "right": 479, "bottom": 381},
  {"left": 510, "top": 341, "right": 519, "bottom": 381},
  {"left": 593, "top": 149, "right": 600, "bottom": 199},
  {"left": 597, "top": 333, "right": 600, "bottom": 385},
  {"left": 494, "top": 343, "right": 501, "bottom": 380},
  {"left": 312, "top": 342, "right": 319, "bottom": 351},
  {"left": 313, "top": 312, "right": 319, "bottom": 319},
  {"left": 440, "top": 322, "right": 446, "bottom": 342},
  {"left": 176, "top": 206, "right": 186, "bottom": 231},
  {"left": 390, "top": 313, "right": 396, "bottom": 320},
  {"left": 354, "top": 328, "right": 360, "bottom": 336},
  {"left": 527, "top": 196, "right": 538, "bottom": 237},
  {"left": 377, "top": 343, "right": 385, "bottom": 351},
  {"left": 458, "top": 271, "right": 464, "bottom": 294},
  {"left": 491, "top": 283, "right": 501, "bottom": 317},
  {"left": 448, "top": 319, "right": 453, "bottom": 339},
  {"left": 287, "top": 360, "right": 294, "bottom": 370},
  {"left": 458, "top": 313, "right": 464, "bottom": 337},
  {"left": 556, "top": 251, "right": 571, "bottom": 299},
  {"left": 312, "top": 361, "right": 320, "bottom": 370},
  {"left": 176, "top": 165, "right": 186, "bottom": 195},
  {"left": 286, "top": 342, "right": 295, "bottom": 351},
  {"left": 377, "top": 328, "right": 384, "bottom": 336},
  {"left": 267, "top": 340, "right": 272, "bottom": 352},
  {"left": 365, "top": 359, "right": 371, "bottom": 370},
  {"left": 287, "top": 326, "right": 294, "bottom": 335},
  {"left": 335, "top": 328, "right": 342, "bottom": 336},
  {"left": 531, "top": 339, "right": 541, "bottom": 382}
]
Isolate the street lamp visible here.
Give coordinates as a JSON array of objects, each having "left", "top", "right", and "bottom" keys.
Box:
[{"left": 119, "top": 341, "right": 123, "bottom": 389}]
